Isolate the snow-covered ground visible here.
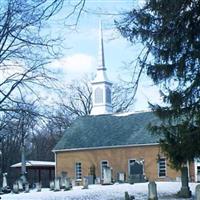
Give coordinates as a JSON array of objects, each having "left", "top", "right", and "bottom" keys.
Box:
[{"left": 1, "top": 182, "right": 198, "bottom": 200}]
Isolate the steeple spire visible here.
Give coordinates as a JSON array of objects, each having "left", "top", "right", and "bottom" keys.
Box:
[
  {"left": 98, "top": 20, "right": 106, "bottom": 70},
  {"left": 90, "top": 20, "right": 113, "bottom": 116}
]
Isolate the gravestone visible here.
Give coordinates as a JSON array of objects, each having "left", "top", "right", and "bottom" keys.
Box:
[
  {"left": 24, "top": 183, "right": 29, "bottom": 193},
  {"left": 125, "top": 192, "right": 129, "bottom": 200},
  {"left": 64, "top": 178, "right": 71, "bottom": 191},
  {"left": 85, "top": 175, "right": 94, "bottom": 185},
  {"left": 89, "top": 165, "right": 96, "bottom": 184},
  {"left": 50, "top": 181, "right": 54, "bottom": 191},
  {"left": 102, "top": 166, "right": 112, "bottom": 185},
  {"left": 17, "top": 180, "right": 23, "bottom": 192},
  {"left": 195, "top": 184, "right": 200, "bottom": 200},
  {"left": 117, "top": 172, "right": 125, "bottom": 183},
  {"left": 13, "top": 182, "right": 19, "bottom": 194},
  {"left": 82, "top": 177, "right": 89, "bottom": 189},
  {"left": 2, "top": 173, "right": 8, "bottom": 188},
  {"left": 54, "top": 178, "right": 61, "bottom": 192},
  {"left": 125, "top": 191, "right": 135, "bottom": 200},
  {"left": 148, "top": 181, "right": 158, "bottom": 200},
  {"left": 61, "top": 177, "right": 70, "bottom": 191},
  {"left": 177, "top": 167, "right": 192, "bottom": 198},
  {"left": 60, "top": 172, "right": 68, "bottom": 189},
  {"left": 36, "top": 182, "right": 42, "bottom": 192},
  {"left": 20, "top": 174, "right": 27, "bottom": 185},
  {"left": 95, "top": 177, "right": 101, "bottom": 184},
  {"left": 130, "top": 161, "right": 143, "bottom": 175},
  {"left": 129, "top": 161, "right": 145, "bottom": 183},
  {"left": 71, "top": 179, "right": 76, "bottom": 187},
  {"left": 2, "top": 173, "right": 11, "bottom": 193}
]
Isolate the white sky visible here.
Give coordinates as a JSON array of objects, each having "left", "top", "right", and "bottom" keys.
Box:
[{"left": 48, "top": 0, "right": 162, "bottom": 111}]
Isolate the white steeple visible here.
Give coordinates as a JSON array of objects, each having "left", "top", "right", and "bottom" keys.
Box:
[
  {"left": 91, "top": 20, "right": 112, "bottom": 115},
  {"left": 98, "top": 20, "right": 105, "bottom": 70}
]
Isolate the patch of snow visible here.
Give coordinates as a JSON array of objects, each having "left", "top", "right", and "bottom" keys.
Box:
[
  {"left": 11, "top": 161, "right": 55, "bottom": 168},
  {"left": 113, "top": 110, "right": 149, "bottom": 117},
  {"left": 1, "top": 182, "right": 198, "bottom": 200}
]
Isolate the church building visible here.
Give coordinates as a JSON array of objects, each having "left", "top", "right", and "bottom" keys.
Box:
[{"left": 53, "top": 22, "right": 197, "bottom": 184}]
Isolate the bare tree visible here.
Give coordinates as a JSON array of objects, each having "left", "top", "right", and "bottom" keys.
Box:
[
  {"left": 0, "top": 99, "right": 39, "bottom": 183},
  {"left": 29, "top": 108, "right": 71, "bottom": 161},
  {"left": 0, "top": 0, "right": 66, "bottom": 112},
  {"left": 58, "top": 76, "right": 135, "bottom": 118},
  {"left": 59, "top": 77, "right": 92, "bottom": 117},
  {"left": 112, "top": 81, "right": 135, "bottom": 113}
]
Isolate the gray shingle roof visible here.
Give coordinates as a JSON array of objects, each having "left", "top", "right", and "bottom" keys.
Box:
[{"left": 54, "top": 111, "right": 160, "bottom": 151}]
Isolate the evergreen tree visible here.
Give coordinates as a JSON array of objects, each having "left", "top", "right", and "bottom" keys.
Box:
[{"left": 117, "top": 0, "right": 200, "bottom": 197}]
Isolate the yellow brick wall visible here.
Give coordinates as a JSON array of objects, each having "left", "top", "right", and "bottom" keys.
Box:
[{"left": 55, "top": 145, "right": 181, "bottom": 182}]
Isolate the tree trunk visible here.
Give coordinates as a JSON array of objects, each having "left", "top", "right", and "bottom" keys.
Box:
[
  {"left": 21, "top": 144, "right": 27, "bottom": 184},
  {"left": 177, "top": 166, "right": 191, "bottom": 198}
]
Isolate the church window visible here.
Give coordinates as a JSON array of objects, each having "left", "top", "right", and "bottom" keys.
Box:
[
  {"left": 128, "top": 159, "right": 144, "bottom": 176},
  {"left": 95, "top": 87, "right": 103, "bottom": 104},
  {"left": 106, "top": 87, "right": 111, "bottom": 104},
  {"left": 100, "top": 160, "right": 109, "bottom": 179},
  {"left": 158, "top": 158, "right": 166, "bottom": 177},
  {"left": 75, "top": 162, "right": 82, "bottom": 180}
]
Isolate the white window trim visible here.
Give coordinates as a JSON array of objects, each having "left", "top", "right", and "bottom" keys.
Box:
[
  {"left": 158, "top": 157, "right": 167, "bottom": 178},
  {"left": 75, "top": 162, "right": 82, "bottom": 181},
  {"left": 100, "top": 160, "right": 109, "bottom": 179}
]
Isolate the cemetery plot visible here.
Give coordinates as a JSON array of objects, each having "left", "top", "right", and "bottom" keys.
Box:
[{"left": 1, "top": 182, "right": 199, "bottom": 200}]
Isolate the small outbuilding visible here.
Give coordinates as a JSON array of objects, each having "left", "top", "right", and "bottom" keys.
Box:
[{"left": 11, "top": 160, "right": 55, "bottom": 187}]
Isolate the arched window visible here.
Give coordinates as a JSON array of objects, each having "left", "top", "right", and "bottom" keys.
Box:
[
  {"left": 95, "top": 87, "right": 103, "bottom": 104},
  {"left": 106, "top": 87, "right": 111, "bottom": 104}
]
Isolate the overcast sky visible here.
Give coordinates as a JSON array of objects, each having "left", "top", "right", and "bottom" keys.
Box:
[{"left": 48, "top": 0, "right": 162, "bottom": 111}]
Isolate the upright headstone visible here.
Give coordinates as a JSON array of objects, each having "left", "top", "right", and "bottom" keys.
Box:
[
  {"left": 20, "top": 173, "right": 27, "bottom": 185},
  {"left": 64, "top": 178, "right": 71, "bottom": 191},
  {"left": 13, "top": 182, "right": 19, "bottom": 194},
  {"left": 125, "top": 191, "right": 129, "bottom": 200},
  {"left": 102, "top": 166, "right": 112, "bottom": 185},
  {"left": 117, "top": 172, "right": 125, "bottom": 183},
  {"left": 24, "top": 183, "right": 29, "bottom": 193},
  {"left": 2, "top": 173, "right": 8, "bottom": 188},
  {"left": 148, "top": 181, "right": 158, "bottom": 200},
  {"left": 71, "top": 179, "right": 76, "bottom": 187},
  {"left": 36, "top": 182, "right": 42, "bottom": 192},
  {"left": 2, "top": 173, "right": 11, "bottom": 193},
  {"left": 95, "top": 177, "right": 101, "bottom": 184},
  {"left": 50, "top": 181, "right": 54, "bottom": 191},
  {"left": 89, "top": 165, "right": 96, "bottom": 184},
  {"left": 125, "top": 191, "right": 135, "bottom": 200},
  {"left": 82, "top": 177, "right": 89, "bottom": 189},
  {"left": 177, "top": 167, "right": 192, "bottom": 198},
  {"left": 195, "top": 184, "right": 200, "bottom": 200},
  {"left": 60, "top": 172, "right": 67, "bottom": 189},
  {"left": 129, "top": 161, "right": 145, "bottom": 183},
  {"left": 85, "top": 175, "right": 94, "bottom": 185},
  {"left": 54, "top": 178, "right": 61, "bottom": 192},
  {"left": 17, "top": 180, "right": 23, "bottom": 192}
]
